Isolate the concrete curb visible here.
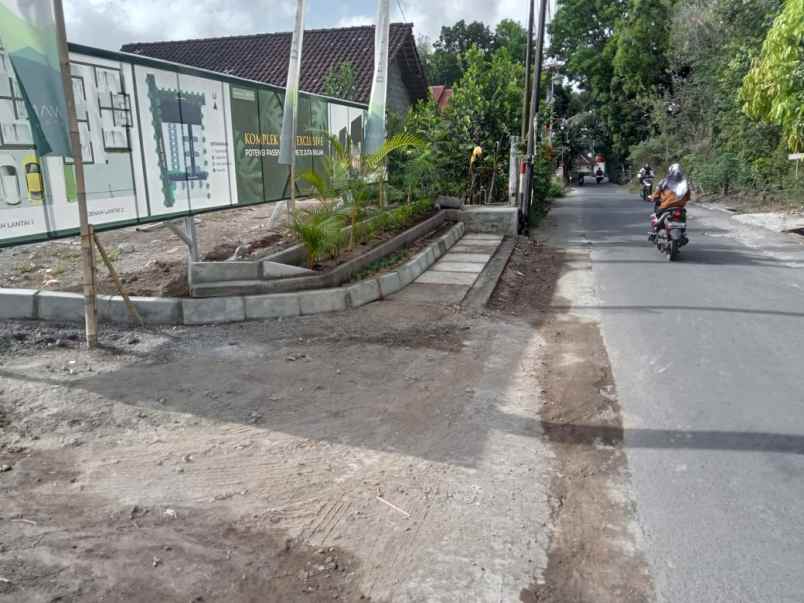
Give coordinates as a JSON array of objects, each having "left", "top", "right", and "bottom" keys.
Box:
[
  {"left": 461, "top": 236, "right": 517, "bottom": 310},
  {"left": 0, "top": 222, "right": 465, "bottom": 327}
]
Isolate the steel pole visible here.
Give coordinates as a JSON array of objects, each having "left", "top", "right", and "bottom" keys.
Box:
[{"left": 54, "top": 0, "right": 97, "bottom": 348}]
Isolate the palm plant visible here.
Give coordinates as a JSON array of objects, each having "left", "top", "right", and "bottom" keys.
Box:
[
  {"left": 289, "top": 203, "right": 342, "bottom": 269},
  {"left": 297, "top": 132, "right": 427, "bottom": 255}
]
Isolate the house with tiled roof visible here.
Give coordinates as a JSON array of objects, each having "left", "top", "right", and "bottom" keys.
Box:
[
  {"left": 429, "top": 85, "right": 453, "bottom": 111},
  {"left": 122, "top": 23, "right": 428, "bottom": 114}
]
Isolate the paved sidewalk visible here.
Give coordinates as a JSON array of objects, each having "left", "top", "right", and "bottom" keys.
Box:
[{"left": 392, "top": 233, "right": 503, "bottom": 305}]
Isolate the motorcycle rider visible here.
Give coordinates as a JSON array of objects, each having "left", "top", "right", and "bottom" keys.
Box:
[
  {"left": 648, "top": 163, "right": 690, "bottom": 240},
  {"left": 638, "top": 163, "right": 654, "bottom": 184}
]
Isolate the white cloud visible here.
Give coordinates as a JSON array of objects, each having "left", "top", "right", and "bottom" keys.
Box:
[
  {"left": 64, "top": 0, "right": 292, "bottom": 49},
  {"left": 336, "top": 15, "right": 374, "bottom": 29},
  {"left": 63, "top": 0, "right": 550, "bottom": 51}
]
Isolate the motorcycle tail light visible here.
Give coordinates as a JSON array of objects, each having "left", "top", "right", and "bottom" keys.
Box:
[{"left": 672, "top": 208, "right": 684, "bottom": 219}]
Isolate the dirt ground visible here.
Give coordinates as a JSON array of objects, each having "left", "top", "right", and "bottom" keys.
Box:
[
  {"left": 695, "top": 190, "right": 803, "bottom": 215},
  {"left": 0, "top": 235, "right": 654, "bottom": 601},
  {"left": 0, "top": 201, "right": 314, "bottom": 298},
  {"left": 491, "top": 242, "right": 653, "bottom": 602}
]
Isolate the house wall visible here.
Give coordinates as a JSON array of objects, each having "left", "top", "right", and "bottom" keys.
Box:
[{"left": 388, "top": 59, "right": 413, "bottom": 115}]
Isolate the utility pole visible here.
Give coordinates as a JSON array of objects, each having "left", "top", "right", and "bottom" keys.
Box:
[
  {"left": 515, "top": 0, "right": 536, "bottom": 208},
  {"left": 520, "top": 0, "right": 548, "bottom": 234},
  {"left": 54, "top": 0, "right": 97, "bottom": 348},
  {"left": 520, "top": 0, "right": 535, "bottom": 143}
]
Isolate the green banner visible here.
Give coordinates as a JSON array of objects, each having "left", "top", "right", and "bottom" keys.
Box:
[{"left": 0, "top": 0, "right": 71, "bottom": 157}]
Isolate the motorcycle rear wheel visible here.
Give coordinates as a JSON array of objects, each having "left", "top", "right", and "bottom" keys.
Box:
[{"left": 667, "top": 239, "right": 679, "bottom": 261}]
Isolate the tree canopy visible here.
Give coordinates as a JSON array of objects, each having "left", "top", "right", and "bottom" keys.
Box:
[{"left": 741, "top": 0, "right": 804, "bottom": 151}]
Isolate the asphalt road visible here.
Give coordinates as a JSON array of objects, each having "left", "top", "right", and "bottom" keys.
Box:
[{"left": 544, "top": 185, "right": 804, "bottom": 603}]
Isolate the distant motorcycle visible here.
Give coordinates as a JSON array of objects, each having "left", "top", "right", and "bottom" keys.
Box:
[
  {"left": 640, "top": 176, "right": 654, "bottom": 201},
  {"left": 650, "top": 206, "right": 689, "bottom": 261},
  {"left": 595, "top": 168, "right": 604, "bottom": 184}
]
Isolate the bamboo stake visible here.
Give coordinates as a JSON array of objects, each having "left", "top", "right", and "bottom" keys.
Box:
[
  {"left": 92, "top": 229, "right": 144, "bottom": 327},
  {"left": 54, "top": 0, "right": 97, "bottom": 347}
]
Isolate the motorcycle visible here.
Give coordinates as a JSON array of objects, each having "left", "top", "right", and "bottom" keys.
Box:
[
  {"left": 640, "top": 176, "right": 654, "bottom": 201},
  {"left": 650, "top": 207, "right": 689, "bottom": 261},
  {"left": 595, "top": 168, "right": 604, "bottom": 184},
  {"left": 576, "top": 173, "right": 585, "bottom": 186}
]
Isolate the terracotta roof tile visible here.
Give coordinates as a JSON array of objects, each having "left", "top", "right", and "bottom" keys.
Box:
[{"left": 121, "top": 23, "right": 428, "bottom": 105}]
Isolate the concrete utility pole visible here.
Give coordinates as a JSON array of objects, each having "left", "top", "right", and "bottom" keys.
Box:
[
  {"left": 520, "top": 0, "right": 548, "bottom": 233},
  {"left": 515, "top": 0, "right": 536, "bottom": 208},
  {"left": 520, "top": 0, "right": 535, "bottom": 143},
  {"left": 54, "top": 0, "right": 97, "bottom": 348}
]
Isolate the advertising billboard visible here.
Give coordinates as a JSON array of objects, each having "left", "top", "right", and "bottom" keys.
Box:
[{"left": 0, "top": 43, "right": 366, "bottom": 247}]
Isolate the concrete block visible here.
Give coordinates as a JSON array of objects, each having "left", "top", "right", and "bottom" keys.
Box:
[
  {"left": 408, "top": 253, "right": 429, "bottom": 278},
  {"left": 431, "top": 261, "right": 485, "bottom": 273},
  {"left": 347, "top": 280, "right": 380, "bottom": 308},
  {"left": 97, "top": 295, "right": 181, "bottom": 324},
  {"left": 397, "top": 264, "right": 416, "bottom": 288},
  {"left": 182, "top": 296, "right": 245, "bottom": 325},
  {"left": 299, "top": 288, "right": 348, "bottom": 315},
  {"left": 0, "top": 288, "right": 37, "bottom": 320},
  {"left": 436, "top": 195, "right": 464, "bottom": 209},
  {"left": 460, "top": 207, "right": 517, "bottom": 236},
  {"left": 261, "top": 261, "right": 315, "bottom": 279},
  {"left": 445, "top": 229, "right": 457, "bottom": 247},
  {"left": 244, "top": 292, "right": 301, "bottom": 319},
  {"left": 191, "top": 261, "right": 259, "bottom": 284},
  {"left": 37, "top": 291, "right": 84, "bottom": 322},
  {"left": 416, "top": 271, "right": 478, "bottom": 286},
  {"left": 378, "top": 272, "right": 402, "bottom": 298},
  {"left": 443, "top": 253, "right": 492, "bottom": 263},
  {"left": 426, "top": 245, "right": 439, "bottom": 265}
]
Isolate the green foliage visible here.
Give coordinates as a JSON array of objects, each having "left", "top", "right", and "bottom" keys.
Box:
[
  {"left": 322, "top": 61, "right": 358, "bottom": 101},
  {"left": 741, "top": 0, "right": 804, "bottom": 150},
  {"left": 401, "top": 46, "right": 524, "bottom": 201},
  {"left": 686, "top": 152, "right": 741, "bottom": 194},
  {"left": 550, "top": 0, "right": 797, "bottom": 195},
  {"left": 612, "top": 0, "right": 672, "bottom": 96},
  {"left": 493, "top": 19, "right": 529, "bottom": 63},
  {"left": 290, "top": 204, "right": 342, "bottom": 269},
  {"left": 419, "top": 18, "right": 530, "bottom": 85},
  {"left": 427, "top": 20, "right": 495, "bottom": 85}
]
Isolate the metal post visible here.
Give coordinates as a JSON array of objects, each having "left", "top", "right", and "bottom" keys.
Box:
[
  {"left": 184, "top": 215, "right": 198, "bottom": 288},
  {"left": 521, "top": 0, "right": 549, "bottom": 233},
  {"left": 54, "top": 0, "right": 97, "bottom": 348}
]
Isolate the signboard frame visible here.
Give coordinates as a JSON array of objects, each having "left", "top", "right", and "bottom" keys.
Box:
[{"left": 0, "top": 42, "right": 367, "bottom": 248}]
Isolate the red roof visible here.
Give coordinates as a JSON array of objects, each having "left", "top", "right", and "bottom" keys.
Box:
[
  {"left": 429, "top": 85, "right": 453, "bottom": 110},
  {"left": 121, "top": 23, "right": 428, "bottom": 105}
]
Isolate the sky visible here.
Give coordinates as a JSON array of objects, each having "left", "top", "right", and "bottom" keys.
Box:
[{"left": 63, "top": 0, "right": 540, "bottom": 51}]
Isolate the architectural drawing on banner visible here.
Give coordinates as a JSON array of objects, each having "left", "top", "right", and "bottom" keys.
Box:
[
  {"left": 0, "top": 42, "right": 39, "bottom": 209},
  {"left": 0, "top": 40, "right": 367, "bottom": 246},
  {"left": 138, "top": 68, "right": 234, "bottom": 214},
  {"left": 46, "top": 55, "right": 141, "bottom": 235},
  {"left": 145, "top": 73, "right": 208, "bottom": 209}
]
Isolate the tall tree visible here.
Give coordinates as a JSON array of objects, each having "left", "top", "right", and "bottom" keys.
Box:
[
  {"left": 741, "top": 0, "right": 804, "bottom": 151},
  {"left": 494, "top": 19, "right": 528, "bottom": 64},
  {"left": 428, "top": 20, "right": 494, "bottom": 85}
]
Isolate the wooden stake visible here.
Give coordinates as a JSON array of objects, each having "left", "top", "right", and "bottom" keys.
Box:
[
  {"left": 92, "top": 229, "right": 143, "bottom": 327},
  {"left": 54, "top": 0, "right": 97, "bottom": 348}
]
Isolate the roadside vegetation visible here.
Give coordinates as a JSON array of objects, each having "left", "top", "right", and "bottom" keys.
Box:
[{"left": 548, "top": 0, "right": 803, "bottom": 209}]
